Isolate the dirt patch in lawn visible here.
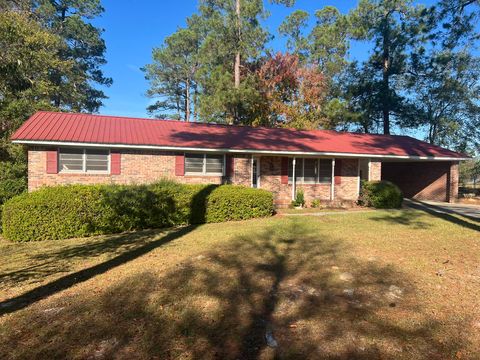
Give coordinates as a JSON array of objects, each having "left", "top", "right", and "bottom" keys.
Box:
[{"left": 0, "top": 210, "right": 479, "bottom": 359}]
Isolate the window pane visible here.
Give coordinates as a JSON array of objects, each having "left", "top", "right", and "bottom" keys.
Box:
[
  {"left": 319, "top": 159, "right": 333, "bottom": 183},
  {"left": 295, "top": 158, "right": 303, "bottom": 183},
  {"left": 185, "top": 153, "right": 204, "bottom": 173},
  {"left": 59, "top": 149, "right": 83, "bottom": 171},
  {"left": 86, "top": 150, "right": 109, "bottom": 172},
  {"left": 288, "top": 158, "right": 293, "bottom": 182},
  {"left": 288, "top": 158, "right": 304, "bottom": 183},
  {"left": 205, "top": 155, "right": 223, "bottom": 174},
  {"left": 303, "top": 159, "right": 317, "bottom": 183}
]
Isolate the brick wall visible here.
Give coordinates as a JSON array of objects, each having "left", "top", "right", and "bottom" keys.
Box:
[
  {"left": 233, "top": 155, "right": 252, "bottom": 186},
  {"left": 369, "top": 161, "right": 382, "bottom": 181},
  {"left": 381, "top": 161, "right": 458, "bottom": 202},
  {"left": 28, "top": 148, "right": 364, "bottom": 207},
  {"left": 448, "top": 162, "right": 459, "bottom": 203},
  {"left": 334, "top": 159, "right": 359, "bottom": 201},
  {"left": 28, "top": 148, "right": 224, "bottom": 191}
]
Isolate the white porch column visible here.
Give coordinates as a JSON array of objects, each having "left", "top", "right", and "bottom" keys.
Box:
[
  {"left": 292, "top": 157, "right": 296, "bottom": 200},
  {"left": 331, "top": 158, "right": 335, "bottom": 201}
]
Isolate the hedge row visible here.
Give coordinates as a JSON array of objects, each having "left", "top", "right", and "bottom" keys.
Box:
[
  {"left": 1, "top": 181, "right": 274, "bottom": 242},
  {"left": 359, "top": 180, "right": 403, "bottom": 209}
]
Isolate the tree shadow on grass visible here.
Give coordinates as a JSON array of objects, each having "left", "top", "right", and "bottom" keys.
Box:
[
  {"left": 0, "top": 230, "right": 166, "bottom": 290},
  {"left": 369, "top": 209, "right": 433, "bottom": 229},
  {"left": 0, "top": 226, "right": 196, "bottom": 316},
  {"left": 0, "top": 218, "right": 469, "bottom": 359},
  {"left": 0, "top": 183, "right": 219, "bottom": 311}
]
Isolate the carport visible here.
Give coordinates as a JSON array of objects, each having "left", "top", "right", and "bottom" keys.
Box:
[{"left": 381, "top": 160, "right": 459, "bottom": 203}]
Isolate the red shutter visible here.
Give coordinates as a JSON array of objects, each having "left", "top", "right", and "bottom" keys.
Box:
[
  {"left": 110, "top": 151, "right": 121, "bottom": 175},
  {"left": 46, "top": 149, "right": 58, "bottom": 174},
  {"left": 281, "top": 157, "right": 289, "bottom": 184},
  {"left": 175, "top": 154, "right": 185, "bottom": 176},
  {"left": 334, "top": 159, "right": 342, "bottom": 185},
  {"left": 226, "top": 155, "right": 234, "bottom": 177}
]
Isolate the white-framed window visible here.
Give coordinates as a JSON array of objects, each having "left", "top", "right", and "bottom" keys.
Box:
[
  {"left": 185, "top": 153, "right": 224, "bottom": 175},
  {"left": 318, "top": 159, "right": 333, "bottom": 183},
  {"left": 288, "top": 158, "right": 332, "bottom": 184},
  {"left": 58, "top": 148, "right": 110, "bottom": 173}
]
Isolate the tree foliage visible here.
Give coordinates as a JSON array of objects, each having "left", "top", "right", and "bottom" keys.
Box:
[
  {"left": 257, "top": 52, "right": 328, "bottom": 129},
  {"left": 0, "top": 1, "right": 111, "bottom": 206},
  {"left": 33, "top": 0, "right": 112, "bottom": 112},
  {"left": 279, "top": 6, "right": 350, "bottom": 78},
  {"left": 0, "top": 10, "right": 73, "bottom": 140},
  {"left": 144, "top": 0, "right": 480, "bottom": 154},
  {"left": 145, "top": 0, "right": 297, "bottom": 125},
  {"left": 403, "top": 50, "right": 480, "bottom": 149},
  {"left": 144, "top": 24, "right": 201, "bottom": 121},
  {"left": 347, "top": 0, "right": 420, "bottom": 135},
  {"left": 459, "top": 159, "right": 480, "bottom": 187}
]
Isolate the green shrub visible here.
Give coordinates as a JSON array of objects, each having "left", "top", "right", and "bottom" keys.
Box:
[
  {"left": 2, "top": 185, "right": 110, "bottom": 241},
  {"left": 204, "top": 185, "right": 274, "bottom": 223},
  {"left": 311, "top": 199, "right": 321, "bottom": 208},
  {"left": 291, "top": 189, "right": 305, "bottom": 208},
  {"left": 2, "top": 181, "right": 274, "bottom": 242},
  {"left": 359, "top": 180, "right": 403, "bottom": 209}
]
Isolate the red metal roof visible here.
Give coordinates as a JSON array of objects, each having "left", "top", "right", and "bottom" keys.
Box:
[{"left": 11, "top": 111, "right": 467, "bottom": 159}]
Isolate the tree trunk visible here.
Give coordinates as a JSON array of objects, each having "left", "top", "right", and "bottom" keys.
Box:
[
  {"left": 193, "top": 82, "right": 198, "bottom": 122},
  {"left": 382, "top": 17, "right": 390, "bottom": 135},
  {"left": 234, "top": 0, "right": 241, "bottom": 89},
  {"left": 185, "top": 79, "right": 190, "bottom": 122}
]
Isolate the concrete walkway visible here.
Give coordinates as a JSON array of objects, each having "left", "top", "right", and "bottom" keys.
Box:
[{"left": 404, "top": 199, "right": 480, "bottom": 220}]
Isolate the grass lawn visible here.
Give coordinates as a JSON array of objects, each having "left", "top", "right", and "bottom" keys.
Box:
[{"left": 0, "top": 209, "right": 479, "bottom": 359}]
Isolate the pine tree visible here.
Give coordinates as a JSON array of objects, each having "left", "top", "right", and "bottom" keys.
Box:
[
  {"left": 348, "top": 0, "right": 418, "bottom": 134},
  {"left": 33, "top": 0, "right": 112, "bottom": 112}
]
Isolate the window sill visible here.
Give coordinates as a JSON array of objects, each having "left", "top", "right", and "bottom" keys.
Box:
[
  {"left": 58, "top": 171, "right": 110, "bottom": 176},
  {"left": 184, "top": 173, "right": 224, "bottom": 177},
  {"left": 288, "top": 182, "right": 332, "bottom": 186}
]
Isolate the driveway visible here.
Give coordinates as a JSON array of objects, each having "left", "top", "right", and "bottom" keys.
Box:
[{"left": 404, "top": 199, "right": 480, "bottom": 220}]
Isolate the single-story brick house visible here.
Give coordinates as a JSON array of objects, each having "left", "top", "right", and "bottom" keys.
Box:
[{"left": 11, "top": 111, "right": 469, "bottom": 207}]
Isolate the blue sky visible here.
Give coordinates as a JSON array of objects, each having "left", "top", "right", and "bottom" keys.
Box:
[{"left": 95, "top": 0, "right": 437, "bottom": 119}]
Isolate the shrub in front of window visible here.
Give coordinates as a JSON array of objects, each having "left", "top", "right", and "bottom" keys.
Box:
[
  {"left": 290, "top": 189, "right": 305, "bottom": 208},
  {"left": 359, "top": 180, "right": 403, "bottom": 209},
  {"left": 2, "top": 185, "right": 114, "bottom": 241},
  {"left": 204, "top": 185, "right": 274, "bottom": 223},
  {"left": 2, "top": 181, "right": 274, "bottom": 241}
]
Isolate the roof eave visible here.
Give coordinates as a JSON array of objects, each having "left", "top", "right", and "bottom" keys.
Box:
[{"left": 12, "top": 139, "right": 471, "bottom": 162}]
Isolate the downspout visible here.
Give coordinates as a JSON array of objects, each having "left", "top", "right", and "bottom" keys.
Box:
[{"left": 292, "top": 157, "right": 296, "bottom": 200}]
